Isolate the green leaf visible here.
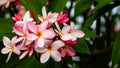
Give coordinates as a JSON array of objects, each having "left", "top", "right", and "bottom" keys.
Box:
[
  {"left": 0, "top": 18, "right": 14, "bottom": 41},
  {"left": 94, "top": 0, "right": 115, "bottom": 13},
  {"left": 73, "top": 38, "right": 90, "bottom": 54},
  {"left": 48, "top": 0, "right": 68, "bottom": 12},
  {"left": 82, "top": 28, "right": 97, "bottom": 38},
  {"left": 20, "top": 0, "right": 46, "bottom": 20},
  {"left": 75, "top": 0, "right": 95, "bottom": 17},
  {"left": 112, "top": 32, "right": 120, "bottom": 67},
  {"left": 83, "top": 2, "right": 120, "bottom": 28}
]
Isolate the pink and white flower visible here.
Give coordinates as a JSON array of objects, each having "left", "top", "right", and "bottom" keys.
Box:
[
  {"left": 35, "top": 40, "right": 65, "bottom": 63},
  {"left": 1, "top": 36, "right": 20, "bottom": 62},
  {"left": 38, "top": 6, "right": 58, "bottom": 23},
  {"left": 27, "top": 21, "right": 55, "bottom": 47},
  {"left": 12, "top": 12, "right": 22, "bottom": 22}
]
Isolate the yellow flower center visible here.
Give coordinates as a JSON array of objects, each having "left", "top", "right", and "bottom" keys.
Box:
[
  {"left": 9, "top": 45, "right": 14, "bottom": 51},
  {"left": 37, "top": 31, "right": 42, "bottom": 38}
]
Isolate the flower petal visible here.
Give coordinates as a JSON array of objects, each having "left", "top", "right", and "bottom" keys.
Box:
[
  {"left": 72, "top": 30, "right": 85, "bottom": 38},
  {"left": 42, "top": 6, "right": 47, "bottom": 18},
  {"left": 62, "top": 25, "right": 70, "bottom": 33},
  {"left": 40, "top": 51, "right": 50, "bottom": 63},
  {"left": 11, "top": 36, "right": 18, "bottom": 44},
  {"left": 43, "top": 30, "right": 55, "bottom": 40},
  {"left": 59, "top": 49, "right": 66, "bottom": 57},
  {"left": 61, "top": 34, "right": 76, "bottom": 41},
  {"left": 39, "top": 21, "right": 48, "bottom": 31},
  {"left": 13, "top": 25, "right": 23, "bottom": 36},
  {"left": 29, "top": 49, "right": 33, "bottom": 57},
  {"left": 35, "top": 47, "right": 47, "bottom": 53},
  {"left": 66, "top": 47, "right": 76, "bottom": 56},
  {"left": 19, "top": 51, "right": 29, "bottom": 59},
  {"left": 13, "top": 47, "right": 21, "bottom": 55},
  {"left": 28, "top": 22, "right": 38, "bottom": 34},
  {"left": 6, "top": 51, "right": 12, "bottom": 63},
  {"left": 51, "top": 50, "right": 61, "bottom": 62},
  {"left": 23, "top": 11, "right": 30, "bottom": 21},
  {"left": 52, "top": 40, "right": 65, "bottom": 50},
  {"left": 27, "top": 34, "right": 38, "bottom": 41},
  {"left": 36, "top": 38, "right": 45, "bottom": 47},
  {"left": 1, "top": 47, "right": 10, "bottom": 54},
  {"left": 3, "top": 36, "right": 10, "bottom": 47}
]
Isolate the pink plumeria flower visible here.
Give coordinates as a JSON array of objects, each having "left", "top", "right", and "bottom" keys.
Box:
[
  {"left": 1, "top": 36, "right": 20, "bottom": 62},
  {"left": 27, "top": 21, "right": 55, "bottom": 47},
  {"left": 19, "top": 44, "right": 34, "bottom": 59},
  {"left": 12, "top": 12, "right": 22, "bottom": 22},
  {"left": 0, "top": 0, "right": 15, "bottom": 10},
  {"left": 57, "top": 12, "right": 69, "bottom": 24},
  {"left": 35, "top": 40, "right": 65, "bottom": 63},
  {"left": 59, "top": 45, "right": 76, "bottom": 57},
  {"left": 38, "top": 6, "right": 58, "bottom": 23},
  {"left": 55, "top": 22, "right": 76, "bottom": 41},
  {"left": 15, "top": 11, "right": 34, "bottom": 26},
  {"left": 69, "top": 22, "right": 85, "bottom": 38}
]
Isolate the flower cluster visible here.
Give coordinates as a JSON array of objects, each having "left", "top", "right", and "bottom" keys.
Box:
[{"left": 1, "top": 6, "right": 85, "bottom": 63}]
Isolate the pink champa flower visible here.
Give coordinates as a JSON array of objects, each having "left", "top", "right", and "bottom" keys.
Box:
[
  {"left": 59, "top": 45, "right": 76, "bottom": 57},
  {"left": 19, "top": 43, "right": 34, "bottom": 59},
  {"left": 15, "top": 11, "right": 34, "bottom": 26},
  {"left": 27, "top": 21, "right": 55, "bottom": 47},
  {"left": 1, "top": 36, "right": 20, "bottom": 62},
  {"left": 69, "top": 22, "right": 85, "bottom": 38},
  {"left": 38, "top": 6, "right": 58, "bottom": 23},
  {"left": 57, "top": 12, "right": 69, "bottom": 24},
  {"left": 55, "top": 22, "right": 76, "bottom": 41},
  {"left": 35, "top": 40, "right": 65, "bottom": 63}
]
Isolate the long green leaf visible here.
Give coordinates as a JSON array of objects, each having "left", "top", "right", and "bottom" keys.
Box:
[
  {"left": 48, "top": 0, "right": 68, "bottom": 12},
  {"left": 73, "top": 39, "right": 90, "bottom": 54},
  {"left": 112, "top": 32, "right": 120, "bottom": 67},
  {"left": 75, "top": 0, "right": 95, "bottom": 17}
]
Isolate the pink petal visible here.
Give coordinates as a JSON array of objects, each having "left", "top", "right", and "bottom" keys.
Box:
[
  {"left": 72, "top": 30, "right": 85, "bottom": 38},
  {"left": 40, "top": 51, "right": 50, "bottom": 63},
  {"left": 23, "top": 11, "right": 30, "bottom": 21},
  {"left": 51, "top": 50, "right": 61, "bottom": 62},
  {"left": 5, "top": 2, "right": 10, "bottom": 8},
  {"left": 19, "top": 51, "right": 29, "bottom": 59},
  {"left": 42, "top": 6, "right": 47, "bottom": 18},
  {"left": 15, "top": 21, "right": 24, "bottom": 26},
  {"left": 13, "top": 47, "right": 21, "bottom": 55},
  {"left": 3, "top": 36, "right": 10, "bottom": 47},
  {"left": 11, "top": 36, "right": 18, "bottom": 44},
  {"left": 35, "top": 47, "right": 47, "bottom": 53},
  {"left": 38, "top": 16, "right": 43, "bottom": 21},
  {"left": 70, "top": 22, "right": 75, "bottom": 29},
  {"left": 66, "top": 47, "right": 76, "bottom": 56},
  {"left": 1, "top": 47, "right": 10, "bottom": 54},
  {"left": 25, "top": 40, "right": 33, "bottom": 45},
  {"left": 62, "top": 25, "right": 70, "bottom": 33},
  {"left": 29, "top": 49, "right": 33, "bottom": 57},
  {"left": 13, "top": 25, "right": 23, "bottom": 36},
  {"left": 36, "top": 38, "right": 45, "bottom": 47},
  {"left": 23, "top": 23, "right": 28, "bottom": 33},
  {"left": 39, "top": 21, "right": 48, "bottom": 31},
  {"left": 0, "top": 0, "right": 7, "bottom": 6},
  {"left": 61, "top": 34, "right": 76, "bottom": 41},
  {"left": 48, "top": 13, "right": 58, "bottom": 23},
  {"left": 59, "top": 50, "right": 66, "bottom": 57},
  {"left": 15, "top": 37, "right": 24, "bottom": 43},
  {"left": 27, "top": 33, "right": 38, "bottom": 41},
  {"left": 43, "top": 30, "right": 55, "bottom": 40},
  {"left": 6, "top": 51, "right": 12, "bottom": 63},
  {"left": 52, "top": 40, "right": 65, "bottom": 50},
  {"left": 28, "top": 22, "right": 38, "bottom": 34}
]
